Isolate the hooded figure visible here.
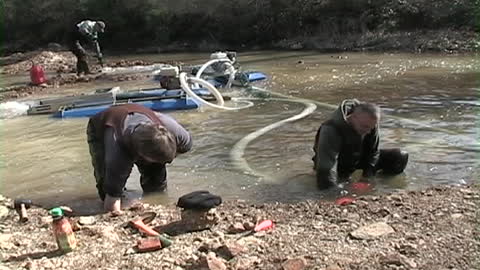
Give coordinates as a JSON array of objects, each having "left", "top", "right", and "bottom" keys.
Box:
[
  {"left": 69, "top": 20, "right": 105, "bottom": 75},
  {"left": 313, "top": 99, "right": 408, "bottom": 189}
]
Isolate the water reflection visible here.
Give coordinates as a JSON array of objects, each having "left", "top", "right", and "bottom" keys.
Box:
[{"left": 1, "top": 52, "right": 478, "bottom": 208}]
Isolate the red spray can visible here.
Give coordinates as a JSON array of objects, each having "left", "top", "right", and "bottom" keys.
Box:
[{"left": 30, "top": 61, "right": 46, "bottom": 85}]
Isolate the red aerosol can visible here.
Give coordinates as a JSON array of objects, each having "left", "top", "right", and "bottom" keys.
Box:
[
  {"left": 50, "top": 207, "right": 77, "bottom": 253},
  {"left": 30, "top": 61, "right": 46, "bottom": 85}
]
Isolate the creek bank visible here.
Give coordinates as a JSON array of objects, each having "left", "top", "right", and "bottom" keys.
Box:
[
  {"left": 274, "top": 29, "right": 479, "bottom": 53},
  {"left": 0, "top": 51, "right": 164, "bottom": 102},
  {"left": 0, "top": 185, "right": 478, "bottom": 270},
  {"left": 0, "top": 72, "right": 153, "bottom": 102},
  {"left": 136, "top": 28, "right": 479, "bottom": 54}
]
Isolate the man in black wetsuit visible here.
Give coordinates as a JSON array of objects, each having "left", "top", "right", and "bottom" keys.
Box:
[{"left": 312, "top": 99, "right": 409, "bottom": 189}]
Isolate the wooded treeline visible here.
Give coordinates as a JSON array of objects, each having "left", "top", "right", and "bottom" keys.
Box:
[{"left": 1, "top": 0, "right": 478, "bottom": 54}]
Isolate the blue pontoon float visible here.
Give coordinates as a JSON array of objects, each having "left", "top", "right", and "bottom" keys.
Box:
[
  {"left": 28, "top": 71, "right": 267, "bottom": 118},
  {"left": 52, "top": 89, "right": 207, "bottom": 118}
]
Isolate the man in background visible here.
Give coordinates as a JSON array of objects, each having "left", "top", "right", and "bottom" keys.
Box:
[{"left": 69, "top": 20, "right": 105, "bottom": 76}]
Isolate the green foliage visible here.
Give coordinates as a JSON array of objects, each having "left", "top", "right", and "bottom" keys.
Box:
[{"left": 2, "top": 0, "right": 476, "bottom": 53}]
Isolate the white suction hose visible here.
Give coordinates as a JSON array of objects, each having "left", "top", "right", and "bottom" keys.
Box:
[
  {"left": 230, "top": 97, "right": 317, "bottom": 178},
  {"left": 194, "top": 59, "right": 236, "bottom": 89},
  {"left": 108, "top": 86, "right": 121, "bottom": 105},
  {"left": 179, "top": 72, "right": 253, "bottom": 111},
  {"left": 231, "top": 85, "right": 478, "bottom": 179}
]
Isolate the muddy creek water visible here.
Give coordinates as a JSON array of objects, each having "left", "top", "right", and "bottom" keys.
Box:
[{"left": 1, "top": 51, "right": 479, "bottom": 213}]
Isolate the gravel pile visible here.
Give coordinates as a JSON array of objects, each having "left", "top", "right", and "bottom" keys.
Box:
[{"left": 1, "top": 51, "right": 76, "bottom": 75}]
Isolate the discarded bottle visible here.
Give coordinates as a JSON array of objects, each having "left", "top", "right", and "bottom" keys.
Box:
[{"left": 50, "top": 207, "right": 77, "bottom": 253}]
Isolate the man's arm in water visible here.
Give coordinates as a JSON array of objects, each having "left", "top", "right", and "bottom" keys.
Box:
[
  {"left": 102, "top": 128, "right": 133, "bottom": 212},
  {"left": 314, "top": 125, "right": 341, "bottom": 188}
]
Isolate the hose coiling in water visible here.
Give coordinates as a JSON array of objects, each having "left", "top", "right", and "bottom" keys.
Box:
[
  {"left": 194, "top": 59, "right": 236, "bottom": 89},
  {"left": 230, "top": 85, "right": 478, "bottom": 179},
  {"left": 179, "top": 72, "right": 253, "bottom": 110},
  {"left": 230, "top": 97, "right": 317, "bottom": 178}
]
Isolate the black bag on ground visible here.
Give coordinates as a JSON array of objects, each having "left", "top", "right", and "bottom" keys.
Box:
[{"left": 177, "top": 191, "right": 222, "bottom": 210}]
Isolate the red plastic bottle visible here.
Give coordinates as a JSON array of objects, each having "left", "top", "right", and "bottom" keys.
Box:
[
  {"left": 50, "top": 208, "right": 77, "bottom": 253},
  {"left": 30, "top": 61, "right": 46, "bottom": 85}
]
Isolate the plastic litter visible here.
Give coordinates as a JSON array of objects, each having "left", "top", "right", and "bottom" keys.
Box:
[
  {"left": 126, "top": 212, "right": 173, "bottom": 247},
  {"left": 136, "top": 237, "right": 162, "bottom": 252},
  {"left": 130, "top": 218, "right": 159, "bottom": 237},
  {"left": 254, "top": 219, "right": 274, "bottom": 232},
  {"left": 335, "top": 196, "right": 355, "bottom": 206}
]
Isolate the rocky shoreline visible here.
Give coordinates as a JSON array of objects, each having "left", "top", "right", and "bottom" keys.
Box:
[{"left": 0, "top": 185, "right": 478, "bottom": 270}]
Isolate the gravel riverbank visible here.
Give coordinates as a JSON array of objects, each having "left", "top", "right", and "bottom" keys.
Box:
[{"left": 0, "top": 185, "right": 478, "bottom": 270}]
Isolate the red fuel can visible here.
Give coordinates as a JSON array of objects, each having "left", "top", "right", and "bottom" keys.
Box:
[{"left": 30, "top": 62, "right": 46, "bottom": 85}]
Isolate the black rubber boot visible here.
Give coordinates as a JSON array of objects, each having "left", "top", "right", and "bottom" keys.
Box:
[
  {"left": 78, "top": 59, "right": 90, "bottom": 75},
  {"left": 376, "top": 148, "right": 409, "bottom": 175},
  {"left": 139, "top": 163, "right": 168, "bottom": 193}
]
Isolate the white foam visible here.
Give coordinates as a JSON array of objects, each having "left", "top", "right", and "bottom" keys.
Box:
[{"left": 0, "top": 101, "right": 31, "bottom": 119}]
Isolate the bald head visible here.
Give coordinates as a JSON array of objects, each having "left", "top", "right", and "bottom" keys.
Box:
[
  {"left": 354, "top": 102, "right": 380, "bottom": 119},
  {"left": 348, "top": 102, "right": 380, "bottom": 136}
]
